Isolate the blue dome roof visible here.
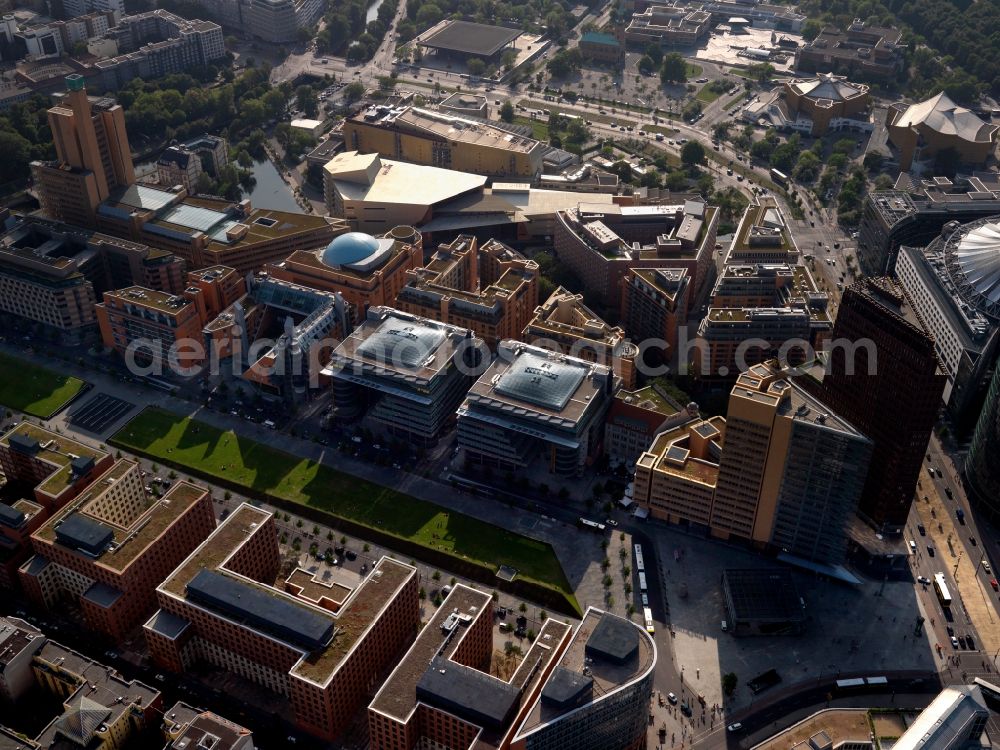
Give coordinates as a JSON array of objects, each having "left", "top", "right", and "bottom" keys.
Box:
[{"left": 320, "top": 232, "right": 379, "bottom": 267}]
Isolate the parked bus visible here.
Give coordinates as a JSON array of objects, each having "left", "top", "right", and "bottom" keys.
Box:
[
  {"left": 634, "top": 543, "right": 645, "bottom": 573},
  {"left": 865, "top": 676, "right": 888, "bottom": 686},
  {"left": 835, "top": 678, "right": 866, "bottom": 689},
  {"left": 638, "top": 572, "right": 648, "bottom": 592},
  {"left": 643, "top": 607, "right": 655, "bottom": 634},
  {"left": 933, "top": 572, "right": 953, "bottom": 607},
  {"left": 580, "top": 518, "right": 606, "bottom": 532}
]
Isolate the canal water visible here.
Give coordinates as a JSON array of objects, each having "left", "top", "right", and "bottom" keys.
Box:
[
  {"left": 366, "top": 0, "right": 384, "bottom": 25},
  {"left": 244, "top": 159, "right": 300, "bottom": 213}
]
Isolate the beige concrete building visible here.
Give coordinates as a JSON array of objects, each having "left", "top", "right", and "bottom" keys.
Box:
[
  {"left": 523, "top": 286, "right": 639, "bottom": 388},
  {"left": 323, "top": 150, "right": 486, "bottom": 233},
  {"left": 725, "top": 196, "right": 797, "bottom": 265},
  {"left": 554, "top": 200, "right": 718, "bottom": 308},
  {"left": 394, "top": 234, "right": 539, "bottom": 349},
  {"left": 782, "top": 74, "right": 871, "bottom": 136},
  {"left": 634, "top": 362, "right": 871, "bottom": 565},
  {"left": 694, "top": 263, "right": 831, "bottom": 379},
  {"left": 624, "top": 6, "right": 711, "bottom": 48},
  {"left": 886, "top": 92, "right": 999, "bottom": 171},
  {"left": 619, "top": 267, "right": 690, "bottom": 366},
  {"left": 343, "top": 105, "right": 545, "bottom": 179},
  {"left": 31, "top": 74, "right": 135, "bottom": 227}
]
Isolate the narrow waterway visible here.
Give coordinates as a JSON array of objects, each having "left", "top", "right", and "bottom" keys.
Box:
[
  {"left": 366, "top": 0, "right": 385, "bottom": 25},
  {"left": 244, "top": 159, "right": 300, "bottom": 213}
]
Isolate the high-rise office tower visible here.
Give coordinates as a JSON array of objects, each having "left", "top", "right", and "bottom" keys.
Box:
[
  {"left": 816, "top": 277, "right": 946, "bottom": 533},
  {"left": 31, "top": 74, "right": 134, "bottom": 226},
  {"left": 965, "top": 363, "right": 1000, "bottom": 523}
]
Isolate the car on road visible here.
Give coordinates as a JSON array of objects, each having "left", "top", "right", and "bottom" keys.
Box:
[
  {"left": 605, "top": 519, "right": 618, "bottom": 527},
  {"left": 945, "top": 487, "right": 953, "bottom": 499},
  {"left": 727, "top": 723, "right": 743, "bottom": 733},
  {"left": 990, "top": 579, "right": 998, "bottom": 591},
  {"left": 947, "top": 626, "right": 955, "bottom": 636},
  {"left": 667, "top": 692, "right": 678, "bottom": 704},
  {"left": 966, "top": 634, "right": 976, "bottom": 649},
  {"left": 917, "top": 575, "right": 930, "bottom": 585},
  {"left": 970, "top": 536, "right": 977, "bottom": 546},
  {"left": 928, "top": 545, "right": 935, "bottom": 557},
  {"left": 956, "top": 508, "right": 965, "bottom": 523},
  {"left": 983, "top": 560, "right": 992, "bottom": 574},
  {"left": 951, "top": 636, "right": 960, "bottom": 649},
  {"left": 918, "top": 524, "right": 926, "bottom": 536}
]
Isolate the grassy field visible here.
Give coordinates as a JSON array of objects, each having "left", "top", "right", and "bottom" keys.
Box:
[
  {"left": 0, "top": 352, "right": 85, "bottom": 418},
  {"left": 112, "top": 408, "right": 579, "bottom": 612},
  {"left": 696, "top": 85, "right": 724, "bottom": 104},
  {"left": 514, "top": 115, "right": 550, "bottom": 141}
]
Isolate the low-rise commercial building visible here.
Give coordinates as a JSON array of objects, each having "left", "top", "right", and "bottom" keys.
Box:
[
  {"left": 324, "top": 307, "right": 480, "bottom": 442},
  {"left": 439, "top": 92, "right": 489, "bottom": 119},
  {"left": 794, "top": 20, "right": 904, "bottom": 80},
  {"left": 162, "top": 701, "right": 255, "bottom": 750},
  {"left": 604, "top": 386, "right": 697, "bottom": 466},
  {"left": 624, "top": 7, "right": 711, "bottom": 48},
  {"left": 323, "top": 150, "right": 487, "bottom": 233},
  {"left": 0, "top": 619, "right": 162, "bottom": 750},
  {"left": 634, "top": 362, "right": 871, "bottom": 566},
  {"left": 457, "top": 341, "right": 616, "bottom": 475},
  {"left": 95, "top": 183, "right": 343, "bottom": 274},
  {"left": 267, "top": 225, "right": 422, "bottom": 318},
  {"left": 145, "top": 504, "right": 420, "bottom": 743},
  {"left": 394, "top": 234, "right": 539, "bottom": 349},
  {"left": 554, "top": 200, "right": 718, "bottom": 308},
  {"left": 886, "top": 92, "right": 999, "bottom": 171},
  {"left": 579, "top": 30, "right": 625, "bottom": 65},
  {"left": 523, "top": 286, "right": 639, "bottom": 388},
  {"left": 20, "top": 460, "right": 215, "bottom": 640},
  {"left": 343, "top": 105, "right": 546, "bottom": 180},
  {"left": 694, "top": 264, "right": 831, "bottom": 379},
  {"left": 895, "top": 218, "right": 1000, "bottom": 427}
]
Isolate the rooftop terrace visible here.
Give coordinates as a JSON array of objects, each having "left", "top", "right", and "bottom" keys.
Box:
[
  {"left": 0, "top": 423, "right": 109, "bottom": 498},
  {"left": 33, "top": 465, "right": 209, "bottom": 573}
]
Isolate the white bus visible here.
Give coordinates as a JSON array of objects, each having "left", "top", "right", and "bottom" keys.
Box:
[
  {"left": 835, "top": 678, "right": 865, "bottom": 690},
  {"left": 933, "top": 572, "right": 953, "bottom": 607},
  {"left": 580, "top": 518, "right": 606, "bottom": 532},
  {"left": 643, "top": 607, "right": 655, "bottom": 634},
  {"left": 638, "top": 572, "right": 648, "bottom": 592},
  {"left": 634, "top": 543, "right": 645, "bottom": 573}
]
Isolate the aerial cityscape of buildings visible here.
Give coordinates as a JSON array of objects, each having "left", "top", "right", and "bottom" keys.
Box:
[{"left": 0, "top": 1, "right": 998, "bottom": 748}]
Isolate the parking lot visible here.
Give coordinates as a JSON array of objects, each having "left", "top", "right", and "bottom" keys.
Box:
[{"left": 68, "top": 393, "right": 135, "bottom": 433}]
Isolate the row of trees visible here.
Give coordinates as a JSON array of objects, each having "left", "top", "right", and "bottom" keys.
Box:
[{"left": 0, "top": 94, "right": 55, "bottom": 185}]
